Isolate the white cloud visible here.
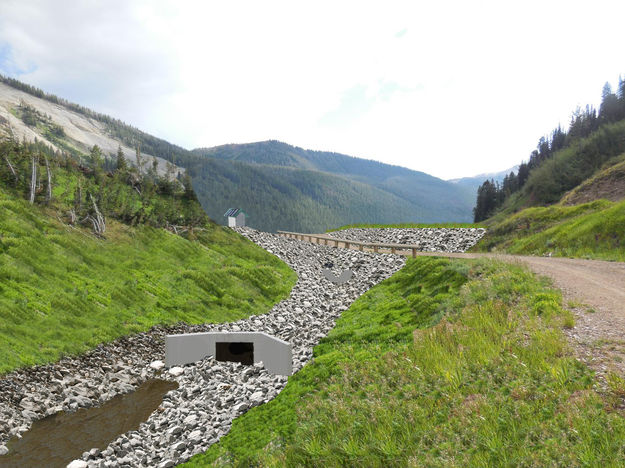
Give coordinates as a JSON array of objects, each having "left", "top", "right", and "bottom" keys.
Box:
[{"left": 1, "top": 0, "right": 624, "bottom": 178}]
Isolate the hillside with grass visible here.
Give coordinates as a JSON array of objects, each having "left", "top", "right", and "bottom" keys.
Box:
[
  {"left": 473, "top": 77, "right": 625, "bottom": 223},
  {"left": 469, "top": 76, "right": 625, "bottom": 261},
  {"left": 0, "top": 137, "right": 296, "bottom": 374},
  {"left": 184, "top": 256, "right": 625, "bottom": 467},
  {"left": 473, "top": 199, "right": 625, "bottom": 261}
]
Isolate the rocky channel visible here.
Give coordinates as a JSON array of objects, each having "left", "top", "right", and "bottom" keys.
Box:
[
  {"left": 0, "top": 228, "right": 406, "bottom": 467},
  {"left": 327, "top": 227, "right": 486, "bottom": 252}
]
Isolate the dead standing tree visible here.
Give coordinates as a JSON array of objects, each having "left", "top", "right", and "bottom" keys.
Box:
[
  {"left": 3, "top": 154, "right": 18, "bottom": 183},
  {"left": 44, "top": 154, "right": 52, "bottom": 204},
  {"left": 29, "top": 154, "right": 38, "bottom": 204},
  {"left": 87, "top": 193, "right": 106, "bottom": 236}
]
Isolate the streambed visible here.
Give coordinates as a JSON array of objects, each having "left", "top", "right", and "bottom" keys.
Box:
[
  {"left": 1, "top": 379, "right": 177, "bottom": 468},
  {"left": 0, "top": 228, "right": 407, "bottom": 466}
]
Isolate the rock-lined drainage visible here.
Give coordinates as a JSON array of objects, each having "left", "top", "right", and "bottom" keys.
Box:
[
  {"left": 0, "top": 227, "right": 483, "bottom": 466},
  {"left": 0, "top": 228, "right": 405, "bottom": 466},
  {"left": 327, "top": 227, "right": 486, "bottom": 252}
]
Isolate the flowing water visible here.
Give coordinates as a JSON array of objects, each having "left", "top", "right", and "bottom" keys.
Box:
[{"left": 0, "top": 379, "right": 178, "bottom": 468}]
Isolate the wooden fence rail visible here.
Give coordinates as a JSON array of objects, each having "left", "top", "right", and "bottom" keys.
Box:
[{"left": 276, "top": 230, "right": 420, "bottom": 257}]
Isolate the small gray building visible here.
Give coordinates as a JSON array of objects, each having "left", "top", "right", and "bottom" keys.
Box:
[{"left": 224, "top": 208, "right": 247, "bottom": 227}]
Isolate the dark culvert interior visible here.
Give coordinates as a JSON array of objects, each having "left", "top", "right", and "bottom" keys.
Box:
[{"left": 215, "top": 342, "right": 254, "bottom": 365}]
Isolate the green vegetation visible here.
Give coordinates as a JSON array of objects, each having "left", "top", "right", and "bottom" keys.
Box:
[
  {"left": 474, "top": 199, "right": 625, "bottom": 261},
  {"left": 560, "top": 154, "right": 625, "bottom": 205},
  {"left": 0, "top": 138, "right": 205, "bottom": 229},
  {"left": 328, "top": 222, "right": 484, "bottom": 232},
  {"left": 1, "top": 77, "right": 476, "bottom": 232},
  {"left": 0, "top": 190, "right": 296, "bottom": 374},
  {"left": 474, "top": 76, "right": 625, "bottom": 222},
  {"left": 185, "top": 257, "right": 625, "bottom": 467},
  {"left": 0, "top": 136, "right": 297, "bottom": 374},
  {"left": 522, "top": 122, "right": 625, "bottom": 207}
]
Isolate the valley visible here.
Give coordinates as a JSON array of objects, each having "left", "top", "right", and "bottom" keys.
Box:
[{"left": 0, "top": 71, "right": 625, "bottom": 467}]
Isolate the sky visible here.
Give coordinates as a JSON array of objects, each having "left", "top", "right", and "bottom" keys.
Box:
[{"left": 0, "top": 0, "right": 624, "bottom": 180}]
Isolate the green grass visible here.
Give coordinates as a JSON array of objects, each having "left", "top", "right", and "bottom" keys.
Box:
[
  {"left": 474, "top": 199, "right": 625, "bottom": 261},
  {"left": 185, "top": 256, "right": 625, "bottom": 467},
  {"left": 0, "top": 191, "right": 297, "bottom": 374},
  {"left": 328, "top": 222, "right": 485, "bottom": 232}
]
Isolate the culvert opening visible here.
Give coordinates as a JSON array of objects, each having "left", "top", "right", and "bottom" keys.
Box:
[{"left": 216, "top": 341, "right": 254, "bottom": 365}]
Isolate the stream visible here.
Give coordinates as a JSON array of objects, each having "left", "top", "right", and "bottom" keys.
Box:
[{"left": 0, "top": 379, "right": 177, "bottom": 468}]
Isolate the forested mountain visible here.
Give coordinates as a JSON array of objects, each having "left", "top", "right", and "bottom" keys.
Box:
[
  {"left": 0, "top": 75, "right": 476, "bottom": 232},
  {"left": 473, "top": 77, "right": 625, "bottom": 222},
  {"left": 192, "top": 141, "right": 475, "bottom": 231}
]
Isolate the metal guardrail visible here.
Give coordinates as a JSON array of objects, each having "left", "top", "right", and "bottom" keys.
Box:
[{"left": 277, "top": 230, "right": 421, "bottom": 257}]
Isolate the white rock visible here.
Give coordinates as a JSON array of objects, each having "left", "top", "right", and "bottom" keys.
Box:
[
  {"left": 250, "top": 391, "right": 265, "bottom": 403},
  {"left": 149, "top": 360, "right": 165, "bottom": 370},
  {"left": 168, "top": 366, "right": 184, "bottom": 376},
  {"left": 67, "top": 460, "right": 88, "bottom": 468}
]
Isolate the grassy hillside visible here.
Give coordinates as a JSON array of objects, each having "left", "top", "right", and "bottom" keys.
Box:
[
  {"left": 473, "top": 199, "right": 625, "bottom": 261},
  {"left": 560, "top": 154, "right": 625, "bottom": 205},
  {"left": 185, "top": 256, "right": 625, "bottom": 467},
  {"left": 520, "top": 121, "right": 625, "bottom": 207},
  {"left": 0, "top": 138, "right": 297, "bottom": 374}
]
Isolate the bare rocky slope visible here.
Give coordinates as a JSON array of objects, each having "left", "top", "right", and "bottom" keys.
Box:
[{"left": 0, "top": 81, "right": 180, "bottom": 176}]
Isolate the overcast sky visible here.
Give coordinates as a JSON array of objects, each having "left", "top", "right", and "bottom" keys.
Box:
[{"left": 1, "top": 1, "right": 623, "bottom": 179}]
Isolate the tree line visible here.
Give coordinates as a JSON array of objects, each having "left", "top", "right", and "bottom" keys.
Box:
[
  {"left": 0, "top": 135, "right": 206, "bottom": 236},
  {"left": 474, "top": 76, "right": 625, "bottom": 222}
]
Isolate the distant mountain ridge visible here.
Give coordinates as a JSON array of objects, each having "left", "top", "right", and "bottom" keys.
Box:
[
  {"left": 447, "top": 165, "right": 520, "bottom": 193},
  {"left": 0, "top": 76, "right": 478, "bottom": 232},
  {"left": 191, "top": 141, "right": 477, "bottom": 231}
]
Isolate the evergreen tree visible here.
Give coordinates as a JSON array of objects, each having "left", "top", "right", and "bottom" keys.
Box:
[
  {"left": 599, "top": 81, "right": 621, "bottom": 123},
  {"left": 90, "top": 145, "right": 103, "bottom": 169},
  {"left": 116, "top": 145, "right": 128, "bottom": 172}
]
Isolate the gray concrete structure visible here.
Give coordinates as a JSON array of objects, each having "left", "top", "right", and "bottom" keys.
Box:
[
  {"left": 165, "top": 332, "right": 292, "bottom": 375},
  {"left": 322, "top": 269, "right": 353, "bottom": 284}
]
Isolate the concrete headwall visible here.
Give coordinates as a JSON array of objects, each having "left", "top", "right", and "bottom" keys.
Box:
[{"left": 165, "top": 331, "right": 292, "bottom": 375}]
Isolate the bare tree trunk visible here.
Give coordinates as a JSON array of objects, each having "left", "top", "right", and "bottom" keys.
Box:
[
  {"left": 29, "top": 155, "right": 37, "bottom": 204},
  {"left": 135, "top": 144, "right": 143, "bottom": 176},
  {"left": 44, "top": 155, "right": 52, "bottom": 204},
  {"left": 75, "top": 179, "right": 82, "bottom": 212},
  {"left": 89, "top": 193, "right": 106, "bottom": 236},
  {"left": 3, "top": 155, "right": 18, "bottom": 183}
]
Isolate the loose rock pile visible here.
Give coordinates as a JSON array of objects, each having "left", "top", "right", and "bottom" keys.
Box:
[
  {"left": 0, "top": 228, "right": 405, "bottom": 467},
  {"left": 327, "top": 227, "right": 486, "bottom": 252}
]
